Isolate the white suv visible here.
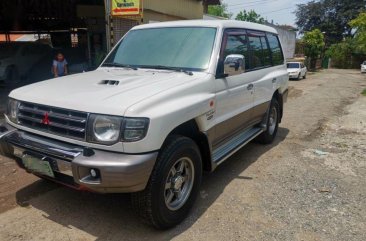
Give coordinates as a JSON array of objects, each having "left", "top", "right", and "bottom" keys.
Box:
[{"left": 0, "top": 20, "right": 288, "bottom": 229}]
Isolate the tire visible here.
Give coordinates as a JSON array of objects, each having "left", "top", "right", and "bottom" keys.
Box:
[
  {"left": 297, "top": 73, "right": 301, "bottom": 80},
  {"left": 256, "top": 98, "right": 280, "bottom": 144},
  {"left": 303, "top": 73, "right": 307, "bottom": 79},
  {"left": 131, "top": 135, "right": 202, "bottom": 229}
]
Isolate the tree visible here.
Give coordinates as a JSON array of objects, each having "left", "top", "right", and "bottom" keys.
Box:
[
  {"left": 326, "top": 39, "right": 355, "bottom": 68},
  {"left": 349, "top": 12, "right": 366, "bottom": 54},
  {"left": 235, "top": 10, "right": 265, "bottom": 24},
  {"left": 295, "top": 0, "right": 365, "bottom": 44},
  {"left": 303, "top": 29, "right": 325, "bottom": 70},
  {"left": 207, "top": 4, "right": 232, "bottom": 19}
]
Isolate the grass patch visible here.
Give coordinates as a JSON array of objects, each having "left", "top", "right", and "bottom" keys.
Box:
[{"left": 362, "top": 88, "right": 366, "bottom": 96}]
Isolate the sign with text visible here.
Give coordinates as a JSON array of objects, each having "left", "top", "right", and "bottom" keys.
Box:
[{"left": 111, "top": 0, "right": 140, "bottom": 16}]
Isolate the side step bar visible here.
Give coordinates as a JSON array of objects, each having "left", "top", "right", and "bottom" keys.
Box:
[{"left": 212, "top": 127, "right": 264, "bottom": 165}]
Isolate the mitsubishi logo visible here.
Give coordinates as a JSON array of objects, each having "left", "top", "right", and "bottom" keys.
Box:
[{"left": 41, "top": 112, "right": 50, "bottom": 125}]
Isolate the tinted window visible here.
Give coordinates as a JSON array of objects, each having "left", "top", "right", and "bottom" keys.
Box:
[
  {"left": 267, "top": 34, "right": 284, "bottom": 65},
  {"left": 260, "top": 36, "right": 272, "bottom": 66},
  {"left": 223, "top": 34, "right": 249, "bottom": 71},
  {"left": 287, "top": 63, "right": 300, "bottom": 68},
  {"left": 104, "top": 27, "right": 217, "bottom": 71},
  {"left": 248, "top": 36, "right": 264, "bottom": 69}
]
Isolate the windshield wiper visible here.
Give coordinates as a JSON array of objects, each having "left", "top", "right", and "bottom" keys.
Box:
[
  {"left": 139, "top": 65, "right": 193, "bottom": 76},
  {"left": 102, "top": 62, "right": 138, "bottom": 70}
]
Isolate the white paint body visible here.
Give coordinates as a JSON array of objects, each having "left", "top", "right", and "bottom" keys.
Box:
[{"left": 8, "top": 20, "right": 289, "bottom": 154}]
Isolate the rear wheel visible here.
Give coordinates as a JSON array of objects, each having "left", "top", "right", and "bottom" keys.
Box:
[
  {"left": 256, "top": 98, "right": 280, "bottom": 144},
  {"left": 131, "top": 136, "right": 202, "bottom": 229}
]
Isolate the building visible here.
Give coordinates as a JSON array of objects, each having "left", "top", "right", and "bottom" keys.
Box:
[{"left": 0, "top": 0, "right": 221, "bottom": 63}]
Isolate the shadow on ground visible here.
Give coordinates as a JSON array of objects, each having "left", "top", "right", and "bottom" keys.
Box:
[{"left": 15, "top": 128, "right": 289, "bottom": 240}]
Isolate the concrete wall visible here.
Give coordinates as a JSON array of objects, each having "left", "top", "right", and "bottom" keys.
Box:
[{"left": 272, "top": 26, "right": 296, "bottom": 59}]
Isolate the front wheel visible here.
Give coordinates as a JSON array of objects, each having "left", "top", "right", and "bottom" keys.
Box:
[
  {"left": 131, "top": 136, "right": 202, "bottom": 229},
  {"left": 256, "top": 99, "right": 280, "bottom": 144}
]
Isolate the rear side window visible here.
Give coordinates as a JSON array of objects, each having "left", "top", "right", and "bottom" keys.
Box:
[
  {"left": 248, "top": 36, "right": 264, "bottom": 69},
  {"left": 267, "top": 33, "right": 284, "bottom": 65}
]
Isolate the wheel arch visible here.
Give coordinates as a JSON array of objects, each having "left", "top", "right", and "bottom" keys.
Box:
[{"left": 162, "top": 119, "right": 212, "bottom": 172}]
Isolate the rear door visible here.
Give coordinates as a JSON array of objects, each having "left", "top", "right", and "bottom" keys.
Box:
[
  {"left": 251, "top": 33, "right": 287, "bottom": 123},
  {"left": 247, "top": 31, "right": 274, "bottom": 123}
]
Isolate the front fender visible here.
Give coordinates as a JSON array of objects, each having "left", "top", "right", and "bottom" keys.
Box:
[{"left": 123, "top": 93, "right": 216, "bottom": 153}]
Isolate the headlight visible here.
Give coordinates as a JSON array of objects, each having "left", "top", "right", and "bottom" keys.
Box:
[
  {"left": 6, "top": 98, "right": 19, "bottom": 123},
  {"left": 87, "top": 114, "right": 123, "bottom": 145},
  {"left": 122, "top": 117, "right": 149, "bottom": 142},
  {"left": 87, "top": 115, "right": 149, "bottom": 145}
]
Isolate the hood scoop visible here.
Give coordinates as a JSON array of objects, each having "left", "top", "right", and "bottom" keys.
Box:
[{"left": 99, "top": 80, "right": 120, "bottom": 86}]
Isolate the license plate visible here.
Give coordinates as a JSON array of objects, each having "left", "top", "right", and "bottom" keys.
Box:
[{"left": 22, "top": 154, "right": 55, "bottom": 178}]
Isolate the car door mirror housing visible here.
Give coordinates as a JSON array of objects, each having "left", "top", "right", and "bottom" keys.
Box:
[{"left": 224, "top": 54, "right": 245, "bottom": 77}]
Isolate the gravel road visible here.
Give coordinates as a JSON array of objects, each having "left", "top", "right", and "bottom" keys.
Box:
[{"left": 0, "top": 69, "right": 365, "bottom": 241}]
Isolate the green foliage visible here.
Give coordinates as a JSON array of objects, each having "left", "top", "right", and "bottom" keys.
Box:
[
  {"left": 325, "top": 38, "right": 355, "bottom": 68},
  {"left": 207, "top": 4, "right": 232, "bottom": 19},
  {"left": 295, "top": 0, "right": 366, "bottom": 44},
  {"left": 235, "top": 10, "right": 265, "bottom": 24},
  {"left": 303, "top": 29, "right": 325, "bottom": 59},
  {"left": 362, "top": 88, "right": 366, "bottom": 96},
  {"left": 349, "top": 12, "right": 366, "bottom": 54}
]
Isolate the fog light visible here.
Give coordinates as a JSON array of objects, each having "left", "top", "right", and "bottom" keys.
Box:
[{"left": 90, "top": 168, "right": 99, "bottom": 178}]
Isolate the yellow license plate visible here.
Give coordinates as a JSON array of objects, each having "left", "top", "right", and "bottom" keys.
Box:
[{"left": 22, "top": 155, "right": 55, "bottom": 178}]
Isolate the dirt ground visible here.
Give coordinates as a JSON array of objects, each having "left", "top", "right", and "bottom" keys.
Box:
[{"left": 0, "top": 69, "right": 365, "bottom": 241}]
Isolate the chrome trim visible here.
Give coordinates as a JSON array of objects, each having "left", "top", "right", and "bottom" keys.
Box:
[
  {"left": 212, "top": 127, "right": 263, "bottom": 165},
  {"left": 18, "top": 114, "right": 86, "bottom": 132},
  {"left": 19, "top": 105, "right": 86, "bottom": 123},
  {"left": 5, "top": 131, "right": 82, "bottom": 160},
  {"left": 17, "top": 101, "right": 88, "bottom": 141}
]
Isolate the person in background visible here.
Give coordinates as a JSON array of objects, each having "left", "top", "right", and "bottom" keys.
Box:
[{"left": 52, "top": 53, "right": 68, "bottom": 78}]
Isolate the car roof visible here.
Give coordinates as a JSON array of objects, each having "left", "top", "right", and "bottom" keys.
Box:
[
  {"left": 287, "top": 62, "right": 301, "bottom": 64},
  {"left": 132, "top": 20, "right": 278, "bottom": 34}
]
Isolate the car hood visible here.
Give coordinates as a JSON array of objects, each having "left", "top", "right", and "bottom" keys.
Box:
[
  {"left": 287, "top": 68, "right": 300, "bottom": 72},
  {"left": 9, "top": 68, "right": 206, "bottom": 116}
]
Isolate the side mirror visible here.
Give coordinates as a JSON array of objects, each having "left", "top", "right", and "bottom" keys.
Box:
[{"left": 224, "top": 54, "right": 245, "bottom": 76}]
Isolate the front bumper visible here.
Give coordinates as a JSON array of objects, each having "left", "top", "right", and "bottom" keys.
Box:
[
  {"left": 0, "top": 123, "right": 157, "bottom": 193},
  {"left": 288, "top": 73, "right": 300, "bottom": 78}
]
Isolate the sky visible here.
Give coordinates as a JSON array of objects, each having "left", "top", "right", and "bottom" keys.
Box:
[{"left": 223, "top": 0, "right": 312, "bottom": 26}]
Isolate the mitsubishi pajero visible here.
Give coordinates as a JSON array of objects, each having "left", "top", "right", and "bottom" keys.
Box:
[{"left": 0, "top": 20, "right": 288, "bottom": 229}]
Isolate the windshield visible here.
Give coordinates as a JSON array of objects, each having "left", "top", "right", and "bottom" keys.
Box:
[
  {"left": 0, "top": 44, "right": 21, "bottom": 58},
  {"left": 103, "top": 27, "right": 217, "bottom": 71},
  {"left": 287, "top": 63, "right": 300, "bottom": 68},
  {"left": 363, "top": 61, "right": 366, "bottom": 65}
]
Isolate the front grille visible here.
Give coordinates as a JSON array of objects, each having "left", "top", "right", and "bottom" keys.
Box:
[{"left": 17, "top": 102, "right": 88, "bottom": 140}]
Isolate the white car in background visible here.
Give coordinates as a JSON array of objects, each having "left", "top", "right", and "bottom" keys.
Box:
[
  {"left": 0, "top": 42, "right": 53, "bottom": 85},
  {"left": 287, "top": 62, "right": 307, "bottom": 80},
  {"left": 361, "top": 61, "right": 366, "bottom": 73}
]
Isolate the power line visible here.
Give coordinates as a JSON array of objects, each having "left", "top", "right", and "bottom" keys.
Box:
[
  {"left": 227, "top": 0, "right": 280, "bottom": 9},
  {"left": 259, "top": 6, "right": 295, "bottom": 15}
]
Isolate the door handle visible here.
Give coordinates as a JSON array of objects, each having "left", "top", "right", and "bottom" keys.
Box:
[
  {"left": 247, "top": 84, "right": 254, "bottom": 90},
  {"left": 272, "top": 78, "right": 277, "bottom": 83}
]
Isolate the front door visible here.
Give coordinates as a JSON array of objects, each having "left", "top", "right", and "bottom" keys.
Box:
[{"left": 213, "top": 29, "right": 254, "bottom": 148}]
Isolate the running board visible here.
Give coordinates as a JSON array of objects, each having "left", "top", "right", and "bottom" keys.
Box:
[{"left": 212, "top": 127, "right": 264, "bottom": 165}]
